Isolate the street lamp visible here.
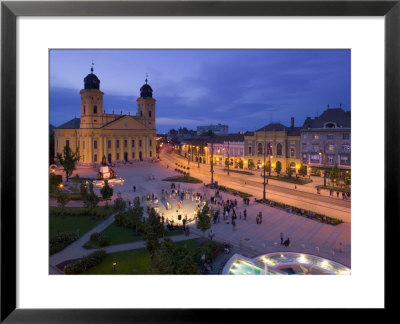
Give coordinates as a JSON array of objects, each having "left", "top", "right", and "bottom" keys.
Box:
[
  {"left": 227, "top": 141, "right": 230, "bottom": 176},
  {"left": 197, "top": 146, "right": 200, "bottom": 168},
  {"left": 210, "top": 142, "right": 214, "bottom": 186},
  {"left": 319, "top": 147, "right": 327, "bottom": 187},
  {"left": 263, "top": 129, "right": 267, "bottom": 201}
]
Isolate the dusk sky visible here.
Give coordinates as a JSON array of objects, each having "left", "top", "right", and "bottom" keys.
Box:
[{"left": 50, "top": 49, "right": 351, "bottom": 133}]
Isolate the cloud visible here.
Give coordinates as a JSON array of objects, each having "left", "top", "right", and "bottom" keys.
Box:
[{"left": 157, "top": 117, "right": 221, "bottom": 127}]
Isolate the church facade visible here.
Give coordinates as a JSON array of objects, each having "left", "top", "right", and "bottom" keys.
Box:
[{"left": 54, "top": 67, "right": 157, "bottom": 165}]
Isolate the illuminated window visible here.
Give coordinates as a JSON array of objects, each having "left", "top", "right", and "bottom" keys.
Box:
[
  {"left": 290, "top": 148, "right": 295, "bottom": 157},
  {"left": 328, "top": 145, "right": 335, "bottom": 151},
  {"left": 313, "top": 134, "right": 319, "bottom": 140}
]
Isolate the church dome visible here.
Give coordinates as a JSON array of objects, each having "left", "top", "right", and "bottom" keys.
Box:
[
  {"left": 140, "top": 78, "right": 153, "bottom": 98},
  {"left": 84, "top": 66, "right": 100, "bottom": 90}
]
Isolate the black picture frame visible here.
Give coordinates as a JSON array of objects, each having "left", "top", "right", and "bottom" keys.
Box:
[{"left": 1, "top": 0, "right": 398, "bottom": 322}]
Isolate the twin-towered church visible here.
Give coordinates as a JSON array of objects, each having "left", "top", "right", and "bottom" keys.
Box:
[{"left": 54, "top": 67, "right": 157, "bottom": 165}]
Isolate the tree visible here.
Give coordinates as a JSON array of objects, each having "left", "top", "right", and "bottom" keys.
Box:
[
  {"left": 344, "top": 171, "right": 351, "bottom": 186},
  {"left": 80, "top": 182, "right": 88, "bottom": 200},
  {"left": 286, "top": 165, "right": 293, "bottom": 177},
  {"left": 100, "top": 180, "right": 114, "bottom": 200},
  {"left": 150, "top": 238, "right": 177, "bottom": 274},
  {"left": 238, "top": 159, "right": 244, "bottom": 169},
  {"left": 83, "top": 181, "right": 100, "bottom": 212},
  {"left": 178, "top": 254, "right": 199, "bottom": 274},
  {"left": 275, "top": 161, "right": 282, "bottom": 175},
  {"left": 56, "top": 190, "right": 70, "bottom": 215},
  {"left": 196, "top": 203, "right": 211, "bottom": 236},
  {"left": 56, "top": 145, "right": 79, "bottom": 182},
  {"left": 129, "top": 200, "right": 143, "bottom": 235},
  {"left": 113, "top": 192, "right": 127, "bottom": 213},
  {"left": 146, "top": 208, "right": 164, "bottom": 238},
  {"left": 143, "top": 208, "right": 164, "bottom": 258},
  {"left": 329, "top": 165, "right": 341, "bottom": 185},
  {"left": 248, "top": 160, "right": 255, "bottom": 170},
  {"left": 298, "top": 165, "right": 307, "bottom": 177},
  {"left": 264, "top": 162, "right": 271, "bottom": 174}
]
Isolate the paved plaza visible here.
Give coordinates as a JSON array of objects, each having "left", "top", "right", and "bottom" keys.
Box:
[{"left": 51, "top": 159, "right": 351, "bottom": 271}]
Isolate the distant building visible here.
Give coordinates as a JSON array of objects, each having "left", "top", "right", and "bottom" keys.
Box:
[
  {"left": 300, "top": 108, "right": 351, "bottom": 174},
  {"left": 244, "top": 117, "right": 301, "bottom": 172},
  {"left": 197, "top": 123, "right": 228, "bottom": 135},
  {"left": 176, "top": 133, "right": 245, "bottom": 168}
]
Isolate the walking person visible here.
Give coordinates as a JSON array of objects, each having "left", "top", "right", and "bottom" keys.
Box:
[
  {"left": 232, "top": 219, "right": 236, "bottom": 231},
  {"left": 133, "top": 185, "right": 136, "bottom": 192},
  {"left": 280, "top": 232, "right": 284, "bottom": 245},
  {"left": 336, "top": 191, "right": 339, "bottom": 198},
  {"left": 243, "top": 208, "right": 247, "bottom": 221}
]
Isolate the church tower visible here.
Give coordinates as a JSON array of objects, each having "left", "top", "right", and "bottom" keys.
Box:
[
  {"left": 136, "top": 77, "right": 156, "bottom": 130},
  {"left": 80, "top": 64, "right": 104, "bottom": 129}
]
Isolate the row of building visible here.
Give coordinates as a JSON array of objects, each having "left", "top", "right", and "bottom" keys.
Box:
[
  {"left": 175, "top": 108, "right": 351, "bottom": 175},
  {"left": 53, "top": 68, "right": 350, "bottom": 175}
]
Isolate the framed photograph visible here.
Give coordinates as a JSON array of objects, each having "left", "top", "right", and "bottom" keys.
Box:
[{"left": 1, "top": 0, "right": 398, "bottom": 321}]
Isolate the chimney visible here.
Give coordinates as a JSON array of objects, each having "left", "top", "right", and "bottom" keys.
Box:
[{"left": 291, "top": 117, "right": 294, "bottom": 128}]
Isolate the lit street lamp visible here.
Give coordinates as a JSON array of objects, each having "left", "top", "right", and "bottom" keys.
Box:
[{"left": 319, "top": 146, "right": 327, "bottom": 187}]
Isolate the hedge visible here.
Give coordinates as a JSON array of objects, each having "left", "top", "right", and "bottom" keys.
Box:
[
  {"left": 49, "top": 206, "right": 112, "bottom": 218},
  {"left": 255, "top": 199, "right": 343, "bottom": 226},
  {"left": 50, "top": 231, "right": 80, "bottom": 255},
  {"left": 64, "top": 250, "right": 107, "bottom": 274}
]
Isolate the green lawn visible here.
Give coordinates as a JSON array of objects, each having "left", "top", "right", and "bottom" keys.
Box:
[
  {"left": 50, "top": 214, "right": 102, "bottom": 239},
  {"left": 266, "top": 175, "right": 312, "bottom": 185},
  {"left": 82, "top": 239, "right": 201, "bottom": 274},
  {"left": 223, "top": 169, "right": 254, "bottom": 175},
  {"left": 162, "top": 175, "right": 202, "bottom": 183},
  {"left": 83, "top": 223, "right": 185, "bottom": 248}
]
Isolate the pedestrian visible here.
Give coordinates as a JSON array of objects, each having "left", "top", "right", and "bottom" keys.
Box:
[
  {"left": 133, "top": 185, "right": 136, "bottom": 192},
  {"left": 239, "top": 211, "right": 242, "bottom": 220},
  {"left": 294, "top": 185, "right": 297, "bottom": 189},
  {"left": 232, "top": 219, "right": 236, "bottom": 231},
  {"left": 244, "top": 208, "right": 247, "bottom": 221},
  {"left": 336, "top": 191, "right": 339, "bottom": 198},
  {"left": 342, "top": 192, "right": 345, "bottom": 200},
  {"left": 280, "top": 232, "right": 284, "bottom": 245}
]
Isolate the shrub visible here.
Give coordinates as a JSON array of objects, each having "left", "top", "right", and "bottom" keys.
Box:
[
  {"left": 49, "top": 173, "right": 63, "bottom": 192},
  {"left": 64, "top": 250, "right": 107, "bottom": 274},
  {"left": 100, "top": 180, "right": 113, "bottom": 200},
  {"left": 50, "top": 231, "right": 80, "bottom": 255}
]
